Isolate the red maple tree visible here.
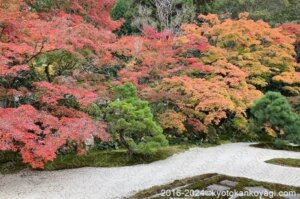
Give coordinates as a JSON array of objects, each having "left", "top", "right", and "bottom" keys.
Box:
[
  {"left": 0, "top": 105, "right": 108, "bottom": 168},
  {"left": 0, "top": 0, "right": 118, "bottom": 168}
]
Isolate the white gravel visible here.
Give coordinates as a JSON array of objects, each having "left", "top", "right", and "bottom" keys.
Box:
[{"left": 0, "top": 143, "right": 300, "bottom": 199}]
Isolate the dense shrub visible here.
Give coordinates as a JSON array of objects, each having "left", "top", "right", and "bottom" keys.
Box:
[
  {"left": 105, "top": 83, "right": 168, "bottom": 155},
  {"left": 251, "top": 92, "right": 300, "bottom": 144},
  {"left": 218, "top": 116, "right": 258, "bottom": 142}
]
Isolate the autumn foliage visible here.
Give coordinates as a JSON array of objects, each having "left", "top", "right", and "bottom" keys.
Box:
[
  {"left": 198, "top": 13, "right": 299, "bottom": 90},
  {"left": 108, "top": 12, "right": 299, "bottom": 141},
  {"left": 0, "top": 105, "right": 108, "bottom": 168},
  {"left": 0, "top": 0, "right": 118, "bottom": 168}
]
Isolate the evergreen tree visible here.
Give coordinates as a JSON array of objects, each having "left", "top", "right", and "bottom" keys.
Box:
[
  {"left": 105, "top": 83, "right": 168, "bottom": 155},
  {"left": 251, "top": 92, "right": 300, "bottom": 144}
]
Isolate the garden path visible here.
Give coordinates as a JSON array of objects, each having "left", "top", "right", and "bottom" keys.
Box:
[{"left": 0, "top": 143, "right": 300, "bottom": 199}]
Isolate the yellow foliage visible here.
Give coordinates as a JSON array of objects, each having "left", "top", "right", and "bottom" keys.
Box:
[
  {"left": 197, "top": 14, "right": 298, "bottom": 89},
  {"left": 238, "top": 12, "right": 250, "bottom": 19},
  {"left": 34, "top": 64, "right": 56, "bottom": 77},
  {"left": 265, "top": 126, "right": 277, "bottom": 137},
  {"left": 273, "top": 72, "right": 300, "bottom": 85},
  {"left": 198, "top": 14, "right": 220, "bottom": 26},
  {"left": 158, "top": 110, "right": 186, "bottom": 133},
  {"left": 160, "top": 76, "right": 262, "bottom": 126},
  {"left": 282, "top": 86, "right": 300, "bottom": 95}
]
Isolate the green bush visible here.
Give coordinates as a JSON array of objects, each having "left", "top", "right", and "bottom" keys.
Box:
[
  {"left": 105, "top": 83, "right": 168, "bottom": 155},
  {"left": 251, "top": 91, "right": 300, "bottom": 145},
  {"left": 111, "top": 0, "right": 136, "bottom": 35},
  {"left": 219, "top": 116, "right": 258, "bottom": 142}
]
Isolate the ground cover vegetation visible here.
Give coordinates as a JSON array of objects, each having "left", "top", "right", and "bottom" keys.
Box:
[
  {"left": 129, "top": 173, "right": 300, "bottom": 199},
  {"left": 266, "top": 158, "right": 300, "bottom": 168}
]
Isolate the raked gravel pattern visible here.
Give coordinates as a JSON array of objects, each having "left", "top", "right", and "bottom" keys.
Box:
[{"left": 0, "top": 143, "right": 300, "bottom": 199}]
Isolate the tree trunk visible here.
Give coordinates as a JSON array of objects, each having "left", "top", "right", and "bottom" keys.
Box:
[
  {"left": 45, "top": 64, "right": 52, "bottom": 82},
  {"left": 120, "top": 130, "right": 134, "bottom": 156}
]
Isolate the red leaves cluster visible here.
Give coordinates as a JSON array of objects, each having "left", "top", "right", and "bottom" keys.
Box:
[
  {"left": 0, "top": 105, "right": 108, "bottom": 168},
  {"left": 0, "top": 0, "right": 117, "bottom": 168},
  {"left": 0, "top": 65, "right": 30, "bottom": 77},
  {"left": 279, "top": 23, "right": 300, "bottom": 44},
  {"left": 142, "top": 26, "right": 172, "bottom": 40},
  {"left": 34, "top": 81, "right": 98, "bottom": 107},
  {"left": 0, "top": 0, "right": 121, "bottom": 81},
  {"left": 63, "top": 0, "right": 122, "bottom": 31},
  {"left": 187, "top": 118, "right": 207, "bottom": 134},
  {"left": 111, "top": 26, "right": 210, "bottom": 87}
]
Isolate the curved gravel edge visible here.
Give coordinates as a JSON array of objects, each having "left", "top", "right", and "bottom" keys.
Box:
[{"left": 0, "top": 143, "right": 299, "bottom": 199}]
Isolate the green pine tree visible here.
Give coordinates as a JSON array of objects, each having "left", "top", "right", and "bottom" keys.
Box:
[
  {"left": 251, "top": 92, "right": 300, "bottom": 145},
  {"left": 105, "top": 83, "right": 168, "bottom": 155}
]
